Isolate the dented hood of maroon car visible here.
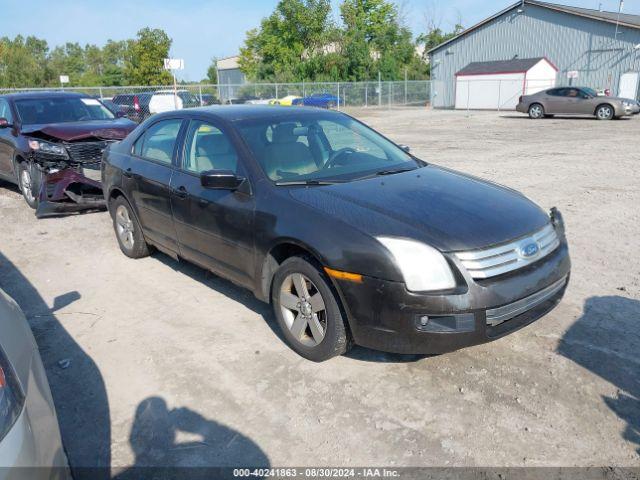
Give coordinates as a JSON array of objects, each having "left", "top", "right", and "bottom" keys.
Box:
[{"left": 21, "top": 119, "right": 136, "bottom": 142}]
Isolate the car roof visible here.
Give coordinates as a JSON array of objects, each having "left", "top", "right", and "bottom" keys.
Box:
[
  {"left": 0, "top": 91, "right": 92, "bottom": 101},
  {"left": 152, "top": 105, "right": 346, "bottom": 123}
]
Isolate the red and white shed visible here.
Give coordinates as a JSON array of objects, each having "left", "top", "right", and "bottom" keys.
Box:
[{"left": 454, "top": 57, "right": 558, "bottom": 110}]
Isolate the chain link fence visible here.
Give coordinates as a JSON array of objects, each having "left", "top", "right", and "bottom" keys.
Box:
[{"left": 0, "top": 80, "right": 432, "bottom": 123}]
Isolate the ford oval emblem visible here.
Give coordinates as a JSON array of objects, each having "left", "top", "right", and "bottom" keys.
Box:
[{"left": 520, "top": 242, "right": 540, "bottom": 258}]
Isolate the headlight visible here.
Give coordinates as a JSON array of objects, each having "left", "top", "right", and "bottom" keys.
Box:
[
  {"left": 377, "top": 237, "right": 456, "bottom": 292},
  {"left": 0, "top": 345, "right": 25, "bottom": 442},
  {"left": 28, "top": 139, "right": 68, "bottom": 158}
]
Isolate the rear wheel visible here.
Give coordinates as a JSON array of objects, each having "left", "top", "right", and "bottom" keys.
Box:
[
  {"left": 596, "top": 104, "right": 614, "bottom": 120},
  {"left": 272, "top": 256, "right": 351, "bottom": 362},
  {"left": 17, "top": 161, "right": 40, "bottom": 209},
  {"left": 111, "top": 196, "right": 151, "bottom": 259},
  {"left": 528, "top": 103, "right": 545, "bottom": 119}
]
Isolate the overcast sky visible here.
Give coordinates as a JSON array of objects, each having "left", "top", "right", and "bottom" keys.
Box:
[{"left": 2, "top": 0, "right": 638, "bottom": 80}]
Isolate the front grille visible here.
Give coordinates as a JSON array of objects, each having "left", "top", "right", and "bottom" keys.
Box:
[
  {"left": 63, "top": 141, "right": 112, "bottom": 164},
  {"left": 454, "top": 223, "right": 560, "bottom": 279},
  {"left": 486, "top": 276, "right": 568, "bottom": 326}
]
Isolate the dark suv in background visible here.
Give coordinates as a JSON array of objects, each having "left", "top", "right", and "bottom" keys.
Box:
[
  {"left": 0, "top": 91, "right": 136, "bottom": 217},
  {"left": 111, "top": 93, "right": 154, "bottom": 123}
]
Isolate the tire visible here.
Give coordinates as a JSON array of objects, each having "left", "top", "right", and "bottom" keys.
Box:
[
  {"left": 271, "top": 256, "right": 351, "bottom": 362},
  {"left": 110, "top": 195, "right": 151, "bottom": 259},
  {"left": 528, "top": 103, "right": 545, "bottom": 119},
  {"left": 17, "top": 161, "right": 41, "bottom": 209},
  {"left": 596, "top": 104, "right": 614, "bottom": 120}
]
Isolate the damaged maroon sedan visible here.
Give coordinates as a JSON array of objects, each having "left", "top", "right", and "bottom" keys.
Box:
[{"left": 0, "top": 92, "right": 136, "bottom": 217}]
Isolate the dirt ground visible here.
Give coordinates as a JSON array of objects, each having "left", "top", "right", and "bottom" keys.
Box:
[{"left": 0, "top": 109, "right": 638, "bottom": 473}]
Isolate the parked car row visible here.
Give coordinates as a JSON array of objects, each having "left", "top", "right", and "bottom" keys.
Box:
[
  {"left": 0, "top": 89, "right": 572, "bottom": 474},
  {"left": 111, "top": 90, "right": 219, "bottom": 123},
  {"left": 1, "top": 89, "right": 571, "bottom": 362}
]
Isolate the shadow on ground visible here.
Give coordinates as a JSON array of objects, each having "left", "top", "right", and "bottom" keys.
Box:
[
  {"left": 154, "top": 252, "right": 426, "bottom": 364},
  {"left": 558, "top": 295, "right": 640, "bottom": 456},
  {"left": 113, "top": 397, "right": 269, "bottom": 479},
  {"left": 0, "top": 251, "right": 111, "bottom": 480}
]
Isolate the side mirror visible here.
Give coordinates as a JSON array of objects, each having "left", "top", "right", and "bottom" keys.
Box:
[
  {"left": 200, "top": 170, "right": 245, "bottom": 190},
  {"left": 399, "top": 144, "right": 411, "bottom": 153},
  {"left": 115, "top": 110, "right": 126, "bottom": 118},
  {"left": 0, "top": 118, "right": 12, "bottom": 128}
]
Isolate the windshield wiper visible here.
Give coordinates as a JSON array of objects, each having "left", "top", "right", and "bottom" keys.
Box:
[
  {"left": 376, "top": 167, "right": 417, "bottom": 176},
  {"left": 353, "top": 167, "right": 417, "bottom": 181},
  {"left": 275, "top": 179, "right": 344, "bottom": 186}
]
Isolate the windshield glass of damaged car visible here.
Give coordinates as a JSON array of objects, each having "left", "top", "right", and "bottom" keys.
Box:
[
  {"left": 237, "top": 114, "right": 419, "bottom": 183},
  {"left": 14, "top": 97, "right": 115, "bottom": 125}
]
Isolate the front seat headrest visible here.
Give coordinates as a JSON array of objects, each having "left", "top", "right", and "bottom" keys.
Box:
[{"left": 272, "top": 123, "right": 300, "bottom": 144}]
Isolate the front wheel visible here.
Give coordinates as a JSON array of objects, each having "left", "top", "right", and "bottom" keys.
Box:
[
  {"left": 272, "top": 256, "right": 351, "bottom": 362},
  {"left": 17, "top": 161, "right": 41, "bottom": 209},
  {"left": 596, "top": 104, "right": 614, "bottom": 120},
  {"left": 528, "top": 103, "right": 545, "bottom": 119}
]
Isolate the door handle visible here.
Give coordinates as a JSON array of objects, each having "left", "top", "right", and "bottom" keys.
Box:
[
  {"left": 123, "top": 168, "right": 141, "bottom": 180},
  {"left": 172, "top": 186, "right": 188, "bottom": 199}
]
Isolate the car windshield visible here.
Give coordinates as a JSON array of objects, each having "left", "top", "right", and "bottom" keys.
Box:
[
  {"left": 582, "top": 87, "right": 598, "bottom": 97},
  {"left": 15, "top": 97, "right": 115, "bottom": 125},
  {"left": 237, "top": 113, "right": 420, "bottom": 183}
]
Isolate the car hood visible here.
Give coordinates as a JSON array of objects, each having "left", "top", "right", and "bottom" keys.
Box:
[
  {"left": 21, "top": 118, "right": 136, "bottom": 142},
  {"left": 288, "top": 166, "right": 551, "bottom": 252}
]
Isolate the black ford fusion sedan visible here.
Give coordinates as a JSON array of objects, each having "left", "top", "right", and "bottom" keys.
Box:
[{"left": 102, "top": 106, "right": 570, "bottom": 362}]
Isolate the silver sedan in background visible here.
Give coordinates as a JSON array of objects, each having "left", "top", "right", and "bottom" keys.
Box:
[
  {"left": 0, "top": 289, "right": 69, "bottom": 479},
  {"left": 516, "top": 86, "right": 635, "bottom": 120}
]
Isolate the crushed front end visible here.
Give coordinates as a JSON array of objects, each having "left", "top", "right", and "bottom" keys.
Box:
[{"left": 28, "top": 138, "right": 115, "bottom": 218}]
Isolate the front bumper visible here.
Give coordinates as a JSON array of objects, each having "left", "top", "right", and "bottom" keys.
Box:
[
  {"left": 334, "top": 239, "right": 571, "bottom": 355},
  {"left": 36, "top": 168, "right": 106, "bottom": 219}
]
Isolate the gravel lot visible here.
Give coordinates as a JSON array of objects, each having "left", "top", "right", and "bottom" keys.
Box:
[{"left": 0, "top": 109, "right": 638, "bottom": 474}]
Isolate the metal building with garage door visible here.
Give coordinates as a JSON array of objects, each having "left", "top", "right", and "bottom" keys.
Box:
[
  {"left": 455, "top": 57, "right": 558, "bottom": 110},
  {"left": 429, "top": 0, "right": 640, "bottom": 109}
]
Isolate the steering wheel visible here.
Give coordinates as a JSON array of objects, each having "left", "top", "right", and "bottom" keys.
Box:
[{"left": 323, "top": 147, "right": 356, "bottom": 170}]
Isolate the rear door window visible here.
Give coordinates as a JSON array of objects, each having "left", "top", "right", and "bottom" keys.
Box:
[{"left": 134, "top": 119, "right": 183, "bottom": 165}]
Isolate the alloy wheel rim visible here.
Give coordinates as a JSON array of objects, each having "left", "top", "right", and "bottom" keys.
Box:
[
  {"left": 20, "top": 169, "right": 34, "bottom": 203},
  {"left": 115, "top": 205, "right": 135, "bottom": 250},
  {"left": 598, "top": 107, "right": 611, "bottom": 119},
  {"left": 279, "top": 273, "right": 327, "bottom": 347},
  {"left": 531, "top": 106, "right": 542, "bottom": 118}
]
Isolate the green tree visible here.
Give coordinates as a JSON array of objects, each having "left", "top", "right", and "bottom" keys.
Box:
[
  {"left": 206, "top": 57, "right": 218, "bottom": 83},
  {"left": 239, "top": 0, "right": 336, "bottom": 82},
  {"left": 101, "top": 40, "right": 129, "bottom": 86},
  {"left": 339, "top": 0, "right": 423, "bottom": 81},
  {"left": 417, "top": 24, "right": 464, "bottom": 56},
  {"left": 124, "top": 28, "right": 173, "bottom": 85},
  {"left": 0, "top": 35, "right": 51, "bottom": 87}
]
